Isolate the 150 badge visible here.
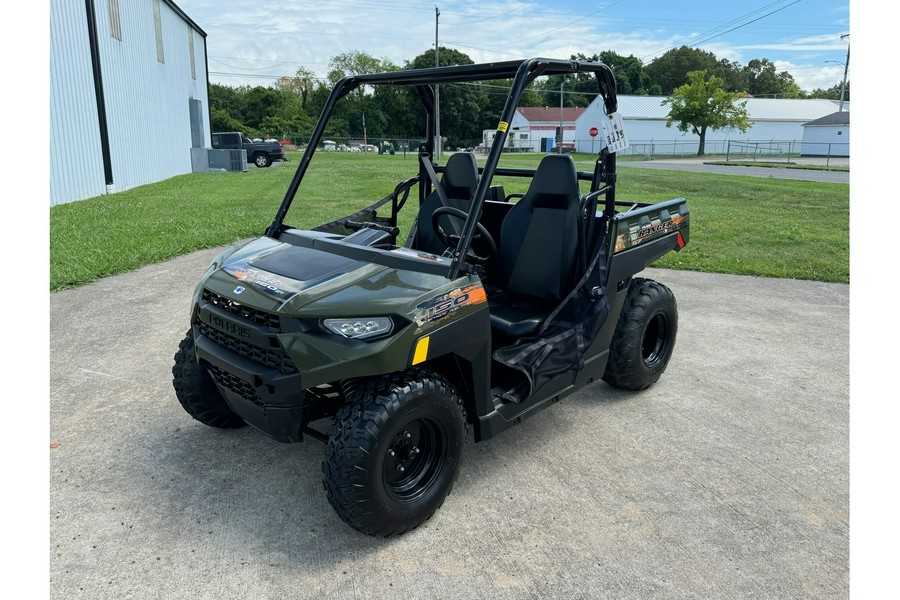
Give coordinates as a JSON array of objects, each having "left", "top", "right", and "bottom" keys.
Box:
[{"left": 414, "top": 284, "right": 487, "bottom": 327}]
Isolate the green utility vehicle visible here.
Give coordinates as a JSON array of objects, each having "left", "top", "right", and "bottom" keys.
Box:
[{"left": 173, "top": 58, "right": 690, "bottom": 536}]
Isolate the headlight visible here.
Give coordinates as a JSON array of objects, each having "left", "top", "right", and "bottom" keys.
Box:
[{"left": 323, "top": 317, "right": 393, "bottom": 340}]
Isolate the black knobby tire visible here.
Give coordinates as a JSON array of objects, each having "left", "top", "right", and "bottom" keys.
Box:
[
  {"left": 602, "top": 278, "right": 678, "bottom": 391},
  {"left": 253, "top": 153, "right": 272, "bottom": 168},
  {"left": 172, "top": 331, "right": 246, "bottom": 428},
  {"left": 322, "top": 369, "right": 467, "bottom": 537}
]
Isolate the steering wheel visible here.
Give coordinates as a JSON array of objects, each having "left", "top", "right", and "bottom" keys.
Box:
[{"left": 430, "top": 206, "right": 497, "bottom": 264}]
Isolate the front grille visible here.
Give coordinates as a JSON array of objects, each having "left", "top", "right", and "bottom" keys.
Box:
[
  {"left": 208, "top": 365, "right": 263, "bottom": 407},
  {"left": 197, "top": 322, "right": 297, "bottom": 374},
  {"left": 202, "top": 289, "right": 281, "bottom": 331}
]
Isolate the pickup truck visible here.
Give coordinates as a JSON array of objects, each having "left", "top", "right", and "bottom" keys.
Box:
[{"left": 211, "top": 132, "right": 285, "bottom": 168}]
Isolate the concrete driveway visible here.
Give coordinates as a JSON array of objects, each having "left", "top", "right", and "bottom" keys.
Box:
[
  {"left": 50, "top": 249, "right": 848, "bottom": 599},
  {"left": 620, "top": 159, "right": 849, "bottom": 184}
]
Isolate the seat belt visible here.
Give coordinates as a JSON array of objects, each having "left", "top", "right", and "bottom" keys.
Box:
[{"left": 419, "top": 156, "right": 462, "bottom": 237}]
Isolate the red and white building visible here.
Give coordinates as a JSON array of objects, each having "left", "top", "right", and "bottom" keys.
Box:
[{"left": 483, "top": 107, "right": 585, "bottom": 152}]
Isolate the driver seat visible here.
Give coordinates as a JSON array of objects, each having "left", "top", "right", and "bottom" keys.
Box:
[
  {"left": 489, "top": 154, "right": 583, "bottom": 338},
  {"left": 414, "top": 152, "right": 479, "bottom": 256}
]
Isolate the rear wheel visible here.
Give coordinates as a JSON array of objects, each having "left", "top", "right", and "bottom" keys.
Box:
[
  {"left": 172, "top": 331, "right": 246, "bottom": 428},
  {"left": 322, "top": 369, "right": 467, "bottom": 537},
  {"left": 253, "top": 153, "right": 272, "bottom": 168},
  {"left": 602, "top": 278, "right": 678, "bottom": 390}
]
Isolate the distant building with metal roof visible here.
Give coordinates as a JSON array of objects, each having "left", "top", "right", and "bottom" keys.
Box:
[
  {"left": 803, "top": 111, "right": 850, "bottom": 127},
  {"left": 574, "top": 95, "right": 848, "bottom": 156},
  {"left": 492, "top": 107, "right": 586, "bottom": 152},
  {"left": 801, "top": 111, "right": 849, "bottom": 157}
]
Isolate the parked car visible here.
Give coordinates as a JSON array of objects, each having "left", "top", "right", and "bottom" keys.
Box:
[{"left": 211, "top": 132, "right": 285, "bottom": 168}]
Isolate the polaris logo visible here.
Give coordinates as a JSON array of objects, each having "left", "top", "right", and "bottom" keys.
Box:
[{"left": 208, "top": 313, "right": 252, "bottom": 340}]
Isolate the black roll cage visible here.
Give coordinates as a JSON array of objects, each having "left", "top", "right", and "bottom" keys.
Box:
[{"left": 266, "top": 58, "right": 619, "bottom": 279}]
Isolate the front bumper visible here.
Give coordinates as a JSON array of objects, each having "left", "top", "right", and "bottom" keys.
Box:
[
  {"left": 191, "top": 293, "right": 308, "bottom": 442},
  {"left": 193, "top": 331, "right": 307, "bottom": 442}
]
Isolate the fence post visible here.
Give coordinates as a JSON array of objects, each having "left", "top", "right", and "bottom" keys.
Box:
[{"left": 827, "top": 143, "right": 831, "bottom": 167}]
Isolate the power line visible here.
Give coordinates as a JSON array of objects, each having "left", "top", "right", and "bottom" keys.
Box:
[
  {"left": 516, "top": 0, "right": 627, "bottom": 43},
  {"left": 452, "top": 0, "right": 538, "bottom": 26},
  {"left": 641, "top": 0, "right": 802, "bottom": 61},
  {"left": 209, "top": 55, "right": 332, "bottom": 66},
  {"left": 209, "top": 57, "right": 294, "bottom": 71},
  {"left": 688, "top": 0, "right": 803, "bottom": 48}
]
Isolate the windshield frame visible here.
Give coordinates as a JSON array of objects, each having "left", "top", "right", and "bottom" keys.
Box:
[{"left": 266, "top": 58, "right": 619, "bottom": 279}]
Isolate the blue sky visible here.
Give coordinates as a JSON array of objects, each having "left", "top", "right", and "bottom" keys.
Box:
[{"left": 178, "top": 0, "right": 850, "bottom": 93}]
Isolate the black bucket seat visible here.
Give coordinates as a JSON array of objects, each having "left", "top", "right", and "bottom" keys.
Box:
[
  {"left": 414, "top": 152, "right": 479, "bottom": 256},
  {"left": 489, "top": 154, "right": 583, "bottom": 338}
]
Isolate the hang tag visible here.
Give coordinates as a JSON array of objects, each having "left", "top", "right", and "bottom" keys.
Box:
[{"left": 603, "top": 112, "right": 629, "bottom": 153}]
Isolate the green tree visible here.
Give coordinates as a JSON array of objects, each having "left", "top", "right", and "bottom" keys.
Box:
[
  {"left": 404, "top": 47, "right": 487, "bottom": 146},
  {"left": 238, "top": 86, "right": 297, "bottom": 130},
  {"left": 646, "top": 46, "right": 722, "bottom": 95},
  {"left": 210, "top": 108, "right": 254, "bottom": 137},
  {"left": 209, "top": 83, "right": 243, "bottom": 120},
  {"left": 596, "top": 51, "right": 651, "bottom": 95},
  {"left": 743, "top": 58, "right": 802, "bottom": 98},
  {"left": 327, "top": 51, "right": 397, "bottom": 100},
  {"left": 645, "top": 46, "right": 747, "bottom": 95},
  {"left": 808, "top": 81, "right": 850, "bottom": 102},
  {"left": 663, "top": 70, "right": 749, "bottom": 156},
  {"left": 275, "top": 67, "right": 318, "bottom": 109}
]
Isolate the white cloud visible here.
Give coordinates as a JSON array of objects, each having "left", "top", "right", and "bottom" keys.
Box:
[
  {"left": 775, "top": 61, "right": 846, "bottom": 91},
  {"left": 185, "top": 0, "right": 849, "bottom": 93}
]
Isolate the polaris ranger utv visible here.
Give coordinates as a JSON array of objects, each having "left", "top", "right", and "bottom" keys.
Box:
[{"left": 173, "top": 58, "right": 690, "bottom": 536}]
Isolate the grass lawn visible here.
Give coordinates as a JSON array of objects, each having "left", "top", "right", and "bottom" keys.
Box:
[{"left": 49, "top": 151, "right": 849, "bottom": 290}]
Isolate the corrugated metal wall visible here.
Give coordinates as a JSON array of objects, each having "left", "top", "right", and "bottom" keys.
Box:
[
  {"left": 574, "top": 96, "right": 845, "bottom": 155},
  {"left": 50, "top": 0, "right": 107, "bottom": 206},
  {"left": 801, "top": 126, "right": 850, "bottom": 157},
  {"left": 50, "top": 0, "right": 210, "bottom": 206}
]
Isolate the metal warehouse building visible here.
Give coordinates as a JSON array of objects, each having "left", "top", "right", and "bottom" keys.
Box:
[
  {"left": 574, "top": 95, "right": 848, "bottom": 157},
  {"left": 50, "top": 0, "right": 210, "bottom": 206},
  {"left": 801, "top": 111, "right": 849, "bottom": 157}
]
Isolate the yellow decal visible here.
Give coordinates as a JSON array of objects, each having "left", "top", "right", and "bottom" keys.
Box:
[
  {"left": 497, "top": 121, "right": 509, "bottom": 133},
  {"left": 412, "top": 336, "right": 430, "bottom": 365}
]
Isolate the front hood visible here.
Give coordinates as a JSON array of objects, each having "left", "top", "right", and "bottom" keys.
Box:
[{"left": 200, "top": 236, "right": 452, "bottom": 316}]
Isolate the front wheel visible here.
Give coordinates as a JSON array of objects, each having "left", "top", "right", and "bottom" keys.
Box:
[
  {"left": 322, "top": 369, "right": 467, "bottom": 537},
  {"left": 172, "top": 331, "right": 246, "bottom": 428},
  {"left": 602, "top": 278, "right": 678, "bottom": 390},
  {"left": 253, "top": 153, "right": 272, "bottom": 168}
]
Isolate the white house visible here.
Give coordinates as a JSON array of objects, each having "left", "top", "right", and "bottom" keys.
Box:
[
  {"left": 573, "top": 96, "right": 847, "bottom": 156},
  {"left": 50, "top": 0, "right": 211, "bottom": 206},
  {"left": 483, "top": 107, "right": 585, "bottom": 152},
  {"left": 800, "top": 112, "right": 849, "bottom": 157}
]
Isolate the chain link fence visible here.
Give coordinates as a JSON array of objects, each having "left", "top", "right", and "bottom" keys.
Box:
[
  {"left": 569, "top": 138, "right": 849, "bottom": 165},
  {"left": 265, "top": 134, "right": 428, "bottom": 156},
  {"left": 269, "top": 134, "right": 849, "bottom": 166}
]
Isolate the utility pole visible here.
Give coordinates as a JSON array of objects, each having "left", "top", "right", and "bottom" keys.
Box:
[
  {"left": 839, "top": 33, "right": 849, "bottom": 112},
  {"left": 434, "top": 6, "right": 441, "bottom": 160},
  {"left": 363, "top": 113, "right": 368, "bottom": 152},
  {"left": 557, "top": 79, "right": 566, "bottom": 154}
]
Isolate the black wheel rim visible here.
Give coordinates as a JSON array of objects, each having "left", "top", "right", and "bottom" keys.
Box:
[
  {"left": 642, "top": 312, "right": 670, "bottom": 367},
  {"left": 383, "top": 417, "right": 448, "bottom": 502}
]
